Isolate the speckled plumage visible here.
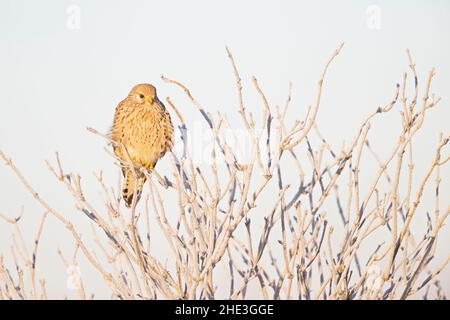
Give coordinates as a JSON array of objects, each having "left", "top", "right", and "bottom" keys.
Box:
[{"left": 111, "top": 84, "right": 173, "bottom": 207}]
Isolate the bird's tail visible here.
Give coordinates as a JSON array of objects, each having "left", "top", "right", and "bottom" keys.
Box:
[{"left": 122, "top": 169, "right": 147, "bottom": 208}]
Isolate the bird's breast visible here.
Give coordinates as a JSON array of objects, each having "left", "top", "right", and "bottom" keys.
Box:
[{"left": 120, "top": 110, "right": 170, "bottom": 167}]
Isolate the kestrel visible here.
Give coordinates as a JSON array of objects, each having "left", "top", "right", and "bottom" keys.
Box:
[{"left": 110, "top": 84, "right": 173, "bottom": 208}]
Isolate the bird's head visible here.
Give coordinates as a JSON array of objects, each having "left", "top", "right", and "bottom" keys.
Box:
[{"left": 129, "top": 83, "right": 158, "bottom": 107}]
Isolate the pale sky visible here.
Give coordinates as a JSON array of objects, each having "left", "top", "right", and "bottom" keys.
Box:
[{"left": 0, "top": 0, "right": 449, "bottom": 299}]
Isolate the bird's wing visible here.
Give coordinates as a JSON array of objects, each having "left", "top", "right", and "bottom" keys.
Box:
[{"left": 110, "top": 99, "right": 129, "bottom": 162}]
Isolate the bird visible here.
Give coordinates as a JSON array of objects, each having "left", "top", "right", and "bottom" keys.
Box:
[{"left": 110, "top": 83, "right": 173, "bottom": 208}]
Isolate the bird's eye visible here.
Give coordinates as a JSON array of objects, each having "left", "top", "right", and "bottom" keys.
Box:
[{"left": 138, "top": 94, "right": 145, "bottom": 99}]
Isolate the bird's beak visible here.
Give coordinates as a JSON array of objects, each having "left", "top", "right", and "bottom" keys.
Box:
[{"left": 145, "top": 97, "right": 155, "bottom": 105}]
